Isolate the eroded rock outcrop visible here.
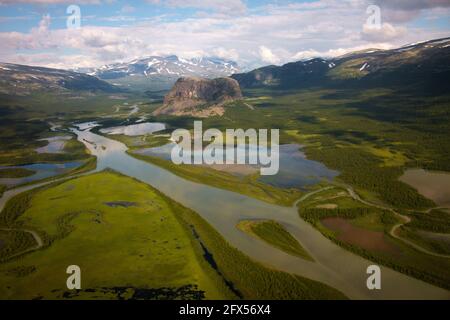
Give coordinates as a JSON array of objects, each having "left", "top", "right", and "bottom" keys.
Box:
[{"left": 153, "top": 77, "right": 242, "bottom": 117}]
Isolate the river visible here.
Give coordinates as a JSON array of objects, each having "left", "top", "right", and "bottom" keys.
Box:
[
  {"left": 1, "top": 124, "right": 449, "bottom": 299},
  {"left": 66, "top": 125, "right": 449, "bottom": 300}
]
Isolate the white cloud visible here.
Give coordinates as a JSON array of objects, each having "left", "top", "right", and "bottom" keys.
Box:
[
  {"left": 292, "top": 43, "right": 395, "bottom": 60},
  {"left": 361, "top": 22, "right": 407, "bottom": 41},
  {"left": 12, "top": 53, "right": 98, "bottom": 69},
  {"left": 211, "top": 47, "right": 239, "bottom": 61},
  {"left": 0, "top": 0, "right": 449, "bottom": 69},
  {"left": 292, "top": 49, "right": 323, "bottom": 61},
  {"left": 258, "top": 46, "right": 280, "bottom": 65}
]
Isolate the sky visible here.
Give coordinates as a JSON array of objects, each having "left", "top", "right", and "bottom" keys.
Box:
[{"left": 0, "top": 0, "right": 449, "bottom": 70}]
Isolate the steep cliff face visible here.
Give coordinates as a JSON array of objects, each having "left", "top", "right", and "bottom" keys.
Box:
[{"left": 153, "top": 77, "right": 242, "bottom": 117}]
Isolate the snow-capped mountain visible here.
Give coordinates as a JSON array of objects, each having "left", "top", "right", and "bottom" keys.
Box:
[
  {"left": 232, "top": 37, "right": 450, "bottom": 91},
  {"left": 91, "top": 55, "right": 240, "bottom": 80}
]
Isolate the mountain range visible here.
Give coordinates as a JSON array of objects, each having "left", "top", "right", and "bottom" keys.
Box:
[
  {"left": 89, "top": 55, "right": 240, "bottom": 80},
  {"left": 75, "top": 55, "right": 240, "bottom": 93},
  {"left": 1, "top": 37, "right": 449, "bottom": 99},
  {"left": 232, "top": 37, "right": 450, "bottom": 95}
]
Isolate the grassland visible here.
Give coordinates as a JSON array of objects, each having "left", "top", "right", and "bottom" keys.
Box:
[
  {"left": 0, "top": 171, "right": 232, "bottom": 299},
  {"left": 96, "top": 87, "right": 450, "bottom": 291},
  {"left": 192, "top": 88, "right": 449, "bottom": 211},
  {"left": 237, "top": 220, "right": 313, "bottom": 261},
  {"left": 0, "top": 170, "right": 345, "bottom": 300},
  {"left": 95, "top": 86, "right": 450, "bottom": 290},
  {"left": 0, "top": 92, "right": 135, "bottom": 120},
  {"left": 1, "top": 74, "right": 449, "bottom": 297}
]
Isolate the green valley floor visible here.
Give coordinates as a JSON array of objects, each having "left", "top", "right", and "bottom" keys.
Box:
[{"left": 0, "top": 171, "right": 345, "bottom": 300}]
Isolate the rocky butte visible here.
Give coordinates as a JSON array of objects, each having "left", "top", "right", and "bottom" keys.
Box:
[{"left": 153, "top": 76, "right": 242, "bottom": 117}]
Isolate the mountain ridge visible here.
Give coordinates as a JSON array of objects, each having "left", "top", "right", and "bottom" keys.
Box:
[
  {"left": 2, "top": 37, "right": 449, "bottom": 97},
  {"left": 232, "top": 37, "right": 450, "bottom": 94},
  {"left": 76, "top": 55, "right": 241, "bottom": 93},
  {"left": 90, "top": 55, "right": 240, "bottom": 80},
  {"left": 0, "top": 62, "right": 120, "bottom": 96}
]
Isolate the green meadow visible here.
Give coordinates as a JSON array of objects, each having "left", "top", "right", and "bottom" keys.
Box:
[
  {"left": 0, "top": 171, "right": 345, "bottom": 300},
  {"left": 237, "top": 220, "right": 313, "bottom": 261},
  {"left": 0, "top": 171, "right": 231, "bottom": 299},
  {"left": 95, "top": 86, "right": 450, "bottom": 292},
  {"left": 0, "top": 73, "right": 449, "bottom": 298}
]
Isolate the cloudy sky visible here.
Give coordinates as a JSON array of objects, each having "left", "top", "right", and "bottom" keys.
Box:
[{"left": 0, "top": 0, "right": 449, "bottom": 70}]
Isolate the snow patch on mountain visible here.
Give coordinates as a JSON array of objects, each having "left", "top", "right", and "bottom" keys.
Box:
[{"left": 90, "top": 55, "right": 240, "bottom": 80}]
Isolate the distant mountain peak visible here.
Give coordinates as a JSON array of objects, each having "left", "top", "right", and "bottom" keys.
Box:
[{"left": 89, "top": 55, "right": 240, "bottom": 80}]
